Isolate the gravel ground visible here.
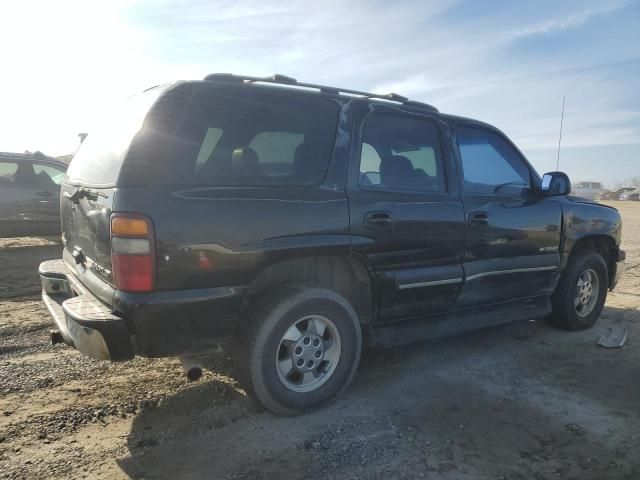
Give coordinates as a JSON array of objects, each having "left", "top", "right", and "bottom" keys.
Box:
[{"left": 1, "top": 201, "right": 639, "bottom": 479}]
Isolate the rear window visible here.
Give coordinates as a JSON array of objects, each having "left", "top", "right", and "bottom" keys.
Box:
[
  {"left": 66, "top": 86, "right": 166, "bottom": 186},
  {"left": 127, "top": 84, "right": 340, "bottom": 187}
]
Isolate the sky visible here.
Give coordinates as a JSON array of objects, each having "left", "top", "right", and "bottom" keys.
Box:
[{"left": 0, "top": 0, "right": 638, "bottom": 187}]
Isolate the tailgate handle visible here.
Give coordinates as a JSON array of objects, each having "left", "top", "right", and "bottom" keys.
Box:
[
  {"left": 64, "top": 190, "right": 82, "bottom": 204},
  {"left": 63, "top": 188, "right": 107, "bottom": 204}
]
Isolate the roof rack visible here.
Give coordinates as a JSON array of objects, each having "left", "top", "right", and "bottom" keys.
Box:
[{"left": 203, "top": 73, "right": 438, "bottom": 112}]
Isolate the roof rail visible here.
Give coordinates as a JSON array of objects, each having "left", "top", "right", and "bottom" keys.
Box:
[{"left": 203, "top": 73, "right": 438, "bottom": 112}]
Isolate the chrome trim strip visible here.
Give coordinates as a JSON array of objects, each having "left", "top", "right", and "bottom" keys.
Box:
[
  {"left": 465, "top": 265, "right": 557, "bottom": 282},
  {"left": 398, "top": 278, "right": 463, "bottom": 289}
]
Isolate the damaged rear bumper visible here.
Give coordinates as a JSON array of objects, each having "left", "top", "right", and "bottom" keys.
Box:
[
  {"left": 39, "top": 259, "right": 247, "bottom": 360},
  {"left": 39, "top": 259, "right": 134, "bottom": 361}
]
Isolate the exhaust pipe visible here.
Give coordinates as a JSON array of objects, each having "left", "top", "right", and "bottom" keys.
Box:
[
  {"left": 51, "top": 330, "right": 64, "bottom": 345},
  {"left": 179, "top": 356, "right": 203, "bottom": 381}
]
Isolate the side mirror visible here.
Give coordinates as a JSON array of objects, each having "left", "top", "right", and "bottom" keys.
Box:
[{"left": 541, "top": 171, "right": 571, "bottom": 196}]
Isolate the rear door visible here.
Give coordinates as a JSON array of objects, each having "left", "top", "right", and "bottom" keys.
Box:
[
  {"left": 348, "top": 104, "right": 465, "bottom": 322},
  {"left": 452, "top": 122, "right": 562, "bottom": 306}
]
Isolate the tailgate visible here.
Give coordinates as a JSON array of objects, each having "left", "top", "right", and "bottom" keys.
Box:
[{"left": 60, "top": 184, "right": 116, "bottom": 303}]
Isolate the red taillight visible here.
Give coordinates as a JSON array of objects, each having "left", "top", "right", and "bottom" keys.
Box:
[
  {"left": 112, "top": 254, "right": 154, "bottom": 292},
  {"left": 110, "top": 214, "right": 155, "bottom": 293}
]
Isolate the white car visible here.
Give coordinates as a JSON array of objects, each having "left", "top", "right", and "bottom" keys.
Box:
[
  {"left": 572, "top": 181, "right": 603, "bottom": 200},
  {"left": 620, "top": 189, "right": 640, "bottom": 201}
]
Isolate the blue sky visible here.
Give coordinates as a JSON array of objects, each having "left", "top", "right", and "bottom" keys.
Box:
[{"left": 1, "top": 0, "right": 638, "bottom": 186}]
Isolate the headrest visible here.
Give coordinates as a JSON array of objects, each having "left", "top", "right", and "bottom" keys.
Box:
[
  {"left": 13, "top": 163, "right": 34, "bottom": 183},
  {"left": 231, "top": 147, "right": 260, "bottom": 175}
]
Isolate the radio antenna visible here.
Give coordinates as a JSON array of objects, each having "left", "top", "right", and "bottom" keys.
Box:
[{"left": 556, "top": 96, "right": 565, "bottom": 170}]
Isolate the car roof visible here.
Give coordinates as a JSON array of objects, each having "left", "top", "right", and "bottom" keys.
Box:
[{"left": 169, "top": 75, "right": 496, "bottom": 134}]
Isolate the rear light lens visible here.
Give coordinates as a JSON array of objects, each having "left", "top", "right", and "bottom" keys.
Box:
[
  {"left": 112, "top": 254, "right": 154, "bottom": 292},
  {"left": 111, "top": 217, "right": 149, "bottom": 236},
  {"left": 111, "top": 214, "right": 155, "bottom": 293}
]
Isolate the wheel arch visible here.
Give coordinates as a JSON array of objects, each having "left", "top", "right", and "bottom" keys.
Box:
[
  {"left": 246, "top": 254, "right": 375, "bottom": 327},
  {"left": 563, "top": 234, "right": 617, "bottom": 284}
]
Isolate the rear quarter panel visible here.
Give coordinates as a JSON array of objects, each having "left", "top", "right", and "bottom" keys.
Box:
[{"left": 113, "top": 185, "right": 350, "bottom": 291}]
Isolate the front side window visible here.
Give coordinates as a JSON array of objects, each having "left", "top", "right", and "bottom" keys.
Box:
[
  {"left": 358, "top": 115, "right": 445, "bottom": 193},
  {"left": 456, "top": 126, "right": 531, "bottom": 195},
  {"left": 33, "top": 163, "right": 66, "bottom": 186}
]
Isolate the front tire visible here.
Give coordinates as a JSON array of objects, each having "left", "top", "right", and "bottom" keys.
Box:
[
  {"left": 233, "top": 286, "right": 362, "bottom": 416},
  {"left": 550, "top": 250, "right": 609, "bottom": 331}
]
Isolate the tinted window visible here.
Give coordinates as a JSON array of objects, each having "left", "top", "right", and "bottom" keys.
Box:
[
  {"left": 456, "top": 126, "right": 531, "bottom": 194},
  {"left": 359, "top": 115, "right": 445, "bottom": 192},
  {"left": 152, "top": 85, "right": 339, "bottom": 187},
  {"left": 249, "top": 132, "right": 304, "bottom": 177},
  {"left": 0, "top": 162, "right": 18, "bottom": 184},
  {"left": 195, "top": 128, "right": 223, "bottom": 173},
  {"left": 33, "top": 163, "right": 66, "bottom": 186},
  {"left": 10, "top": 162, "right": 35, "bottom": 184}
]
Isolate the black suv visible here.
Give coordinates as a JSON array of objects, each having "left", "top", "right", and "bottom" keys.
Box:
[{"left": 40, "top": 74, "right": 625, "bottom": 415}]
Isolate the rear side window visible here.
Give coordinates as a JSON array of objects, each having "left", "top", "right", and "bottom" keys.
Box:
[
  {"left": 248, "top": 131, "right": 304, "bottom": 177},
  {"left": 358, "top": 114, "right": 445, "bottom": 193},
  {"left": 195, "top": 128, "right": 223, "bottom": 173},
  {"left": 163, "top": 85, "right": 339, "bottom": 186}
]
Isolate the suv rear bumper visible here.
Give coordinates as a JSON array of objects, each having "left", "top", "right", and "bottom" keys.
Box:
[
  {"left": 40, "top": 259, "right": 134, "bottom": 360},
  {"left": 39, "top": 259, "right": 247, "bottom": 360}
]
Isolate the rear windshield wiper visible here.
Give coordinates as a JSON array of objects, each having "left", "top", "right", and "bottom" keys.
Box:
[{"left": 63, "top": 187, "right": 108, "bottom": 204}]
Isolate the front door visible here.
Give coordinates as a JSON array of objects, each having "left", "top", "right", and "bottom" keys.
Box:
[
  {"left": 348, "top": 106, "right": 466, "bottom": 322},
  {"left": 451, "top": 123, "right": 562, "bottom": 307}
]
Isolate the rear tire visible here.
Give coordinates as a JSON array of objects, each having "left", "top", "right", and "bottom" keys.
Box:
[
  {"left": 233, "top": 285, "right": 362, "bottom": 416},
  {"left": 550, "top": 250, "right": 608, "bottom": 331}
]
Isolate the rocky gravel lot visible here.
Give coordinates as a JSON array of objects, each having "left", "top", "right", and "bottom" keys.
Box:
[{"left": 1, "top": 202, "right": 639, "bottom": 479}]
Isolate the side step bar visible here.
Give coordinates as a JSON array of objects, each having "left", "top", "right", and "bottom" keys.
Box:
[{"left": 370, "top": 296, "right": 551, "bottom": 348}]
